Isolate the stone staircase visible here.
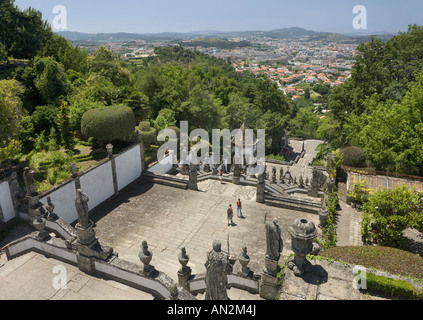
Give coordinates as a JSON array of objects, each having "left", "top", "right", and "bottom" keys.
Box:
[{"left": 142, "top": 171, "right": 188, "bottom": 190}]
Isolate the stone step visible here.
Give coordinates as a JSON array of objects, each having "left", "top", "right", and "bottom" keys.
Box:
[{"left": 143, "top": 173, "right": 188, "bottom": 190}]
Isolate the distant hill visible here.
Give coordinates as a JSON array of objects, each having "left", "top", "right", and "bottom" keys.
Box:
[{"left": 58, "top": 27, "right": 394, "bottom": 44}]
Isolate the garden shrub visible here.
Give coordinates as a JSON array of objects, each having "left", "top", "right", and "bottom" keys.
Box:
[
  {"left": 357, "top": 272, "right": 423, "bottom": 300},
  {"left": 361, "top": 184, "right": 423, "bottom": 248},
  {"left": 81, "top": 105, "right": 135, "bottom": 143},
  {"left": 341, "top": 146, "right": 367, "bottom": 168},
  {"left": 136, "top": 121, "right": 157, "bottom": 146}
]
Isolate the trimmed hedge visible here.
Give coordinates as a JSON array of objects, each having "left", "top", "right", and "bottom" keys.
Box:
[
  {"left": 341, "top": 146, "right": 367, "bottom": 168},
  {"left": 136, "top": 121, "right": 157, "bottom": 146},
  {"left": 81, "top": 105, "right": 135, "bottom": 142},
  {"left": 358, "top": 272, "right": 423, "bottom": 300}
]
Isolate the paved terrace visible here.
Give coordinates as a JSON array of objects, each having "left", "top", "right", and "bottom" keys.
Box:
[{"left": 89, "top": 179, "right": 319, "bottom": 283}]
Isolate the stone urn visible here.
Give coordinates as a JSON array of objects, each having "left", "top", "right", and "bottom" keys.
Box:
[
  {"left": 33, "top": 208, "right": 49, "bottom": 241},
  {"left": 139, "top": 240, "right": 154, "bottom": 276},
  {"left": 287, "top": 218, "right": 318, "bottom": 277}
]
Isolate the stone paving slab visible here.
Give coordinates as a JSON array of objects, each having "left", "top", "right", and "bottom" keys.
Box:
[
  {"left": 89, "top": 179, "right": 319, "bottom": 285},
  {"left": 280, "top": 259, "right": 386, "bottom": 300}
]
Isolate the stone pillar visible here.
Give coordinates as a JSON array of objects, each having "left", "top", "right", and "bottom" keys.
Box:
[
  {"left": 74, "top": 189, "right": 113, "bottom": 273},
  {"left": 23, "top": 167, "right": 42, "bottom": 224},
  {"left": 188, "top": 163, "right": 198, "bottom": 191},
  {"left": 256, "top": 171, "right": 265, "bottom": 204},
  {"left": 177, "top": 247, "right": 192, "bottom": 291},
  {"left": 233, "top": 164, "right": 241, "bottom": 185},
  {"left": 107, "top": 144, "right": 119, "bottom": 195},
  {"left": 203, "top": 153, "right": 211, "bottom": 173},
  {"left": 137, "top": 130, "right": 146, "bottom": 171}
]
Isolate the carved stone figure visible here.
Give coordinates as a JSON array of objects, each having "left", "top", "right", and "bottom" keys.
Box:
[
  {"left": 23, "top": 167, "right": 37, "bottom": 197},
  {"left": 45, "top": 196, "right": 58, "bottom": 221},
  {"left": 204, "top": 240, "right": 234, "bottom": 300},
  {"left": 265, "top": 218, "right": 283, "bottom": 262},
  {"left": 238, "top": 246, "right": 251, "bottom": 276},
  {"left": 75, "top": 189, "right": 90, "bottom": 229}
]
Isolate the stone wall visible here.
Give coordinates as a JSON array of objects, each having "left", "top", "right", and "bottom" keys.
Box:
[
  {"left": 4, "top": 142, "right": 144, "bottom": 226},
  {"left": 0, "top": 170, "right": 20, "bottom": 227},
  {"left": 347, "top": 171, "right": 423, "bottom": 193}
]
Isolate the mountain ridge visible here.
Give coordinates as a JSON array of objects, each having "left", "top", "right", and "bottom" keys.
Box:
[{"left": 58, "top": 27, "right": 394, "bottom": 43}]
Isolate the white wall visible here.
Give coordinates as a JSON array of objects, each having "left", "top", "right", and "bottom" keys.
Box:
[
  {"left": 148, "top": 151, "right": 174, "bottom": 174},
  {"left": 115, "top": 145, "right": 142, "bottom": 191},
  {"left": 40, "top": 181, "right": 77, "bottom": 224},
  {"left": 0, "top": 180, "right": 15, "bottom": 222},
  {"left": 79, "top": 161, "right": 115, "bottom": 211}
]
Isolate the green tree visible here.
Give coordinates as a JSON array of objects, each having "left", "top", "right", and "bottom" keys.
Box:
[
  {"left": 56, "top": 100, "right": 75, "bottom": 150},
  {"left": 0, "top": 79, "right": 24, "bottom": 164},
  {"left": 33, "top": 57, "right": 69, "bottom": 105}
]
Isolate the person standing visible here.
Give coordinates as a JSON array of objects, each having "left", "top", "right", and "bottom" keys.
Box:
[
  {"left": 227, "top": 204, "right": 233, "bottom": 226},
  {"left": 236, "top": 198, "right": 244, "bottom": 218}
]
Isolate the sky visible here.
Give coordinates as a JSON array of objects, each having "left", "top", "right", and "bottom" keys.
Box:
[{"left": 13, "top": 0, "right": 423, "bottom": 35}]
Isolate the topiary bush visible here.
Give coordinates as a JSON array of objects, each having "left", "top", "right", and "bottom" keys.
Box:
[
  {"left": 81, "top": 105, "right": 135, "bottom": 143},
  {"left": 136, "top": 121, "right": 157, "bottom": 147},
  {"left": 341, "top": 146, "right": 367, "bottom": 168}
]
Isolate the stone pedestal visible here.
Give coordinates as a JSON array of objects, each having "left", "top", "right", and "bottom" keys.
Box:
[
  {"left": 259, "top": 258, "right": 281, "bottom": 300},
  {"left": 75, "top": 222, "right": 113, "bottom": 262},
  {"left": 319, "top": 208, "right": 329, "bottom": 228},
  {"left": 256, "top": 183, "right": 265, "bottom": 203},
  {"left": 188, "top": 167, "right": 198, "bottom": 191},
  {"left": 178, "top": 269, "right": 192, "bottom": 291}
]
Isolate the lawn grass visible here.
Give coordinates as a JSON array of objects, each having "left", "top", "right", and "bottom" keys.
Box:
[{"left": 319, "top": 246, "right": 423, "bottom": 280}]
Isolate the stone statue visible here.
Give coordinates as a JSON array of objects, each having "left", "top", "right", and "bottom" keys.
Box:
[
  {"left": 75, "top": 189, "right": 90, "bottom": 229},
  {"left": 265, "top": 218, "right": 283, "bottom": 261},
  {"left": 23, "top": 167, "right": 37, "bottom": 197},
  {"left": 204, "top": 240, "right": 234, "bottom": 300},
  {"left": 45, "top": 196, "right": 58, "bottom": 220}
]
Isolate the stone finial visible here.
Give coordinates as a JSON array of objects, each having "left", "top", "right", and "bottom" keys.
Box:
[
  {"left": 33, "top": 207, "right": 49, "bottom": 241},
  {"left": 70, "top": 163, "right": 78, "bottom": 178},
  {"left": 45, "top": 196, "right": 58, "bottom": 221},
  {"left": 178, "top": 247, "right": 191, "bottom": 275},
  {"left": 139, "top": 240, "right": 155, "bottom": 276},
  {"left": 106, "top": 144, "right": 113, "bottom": 158}
]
